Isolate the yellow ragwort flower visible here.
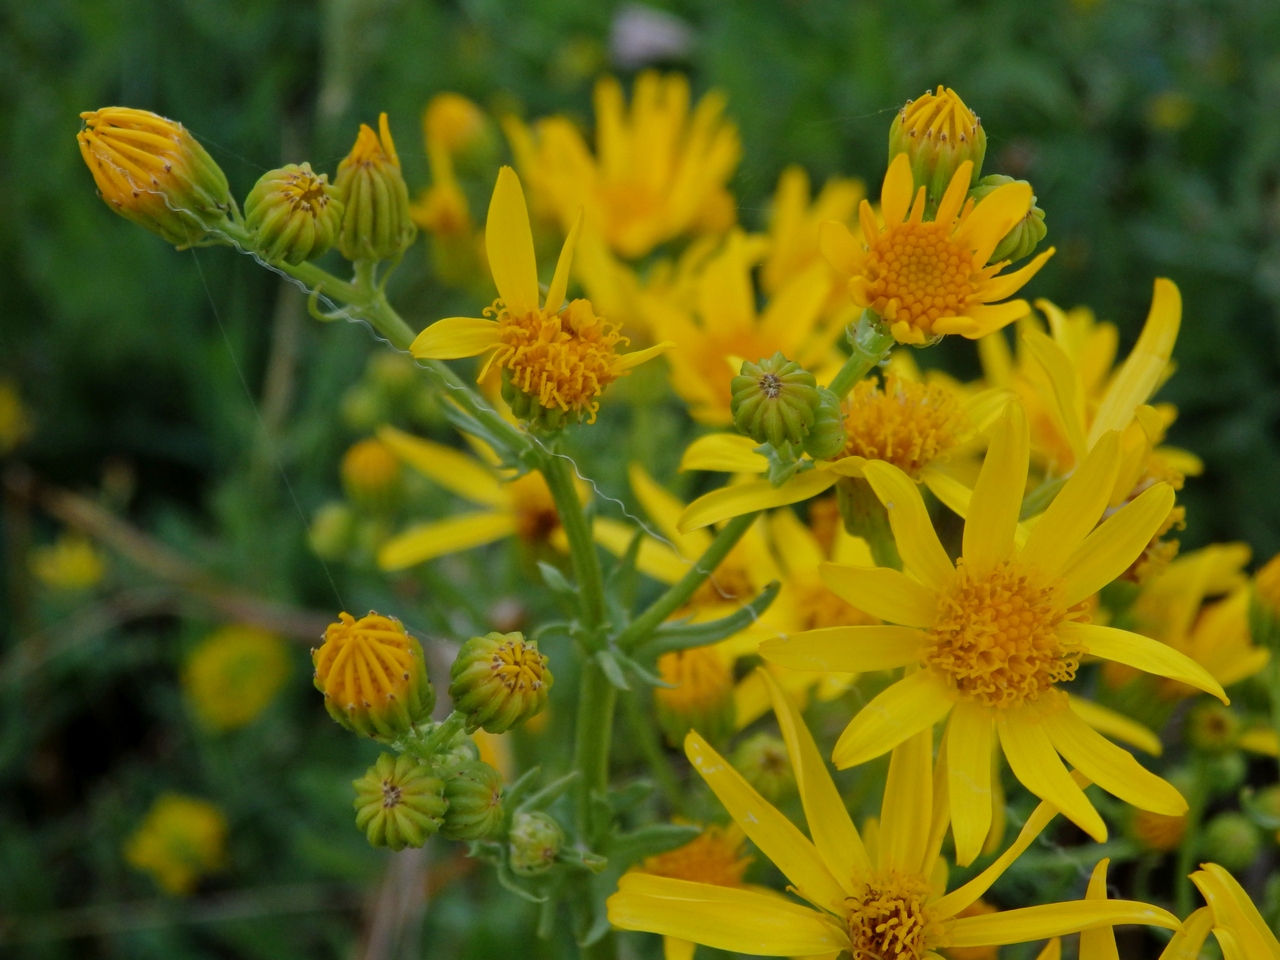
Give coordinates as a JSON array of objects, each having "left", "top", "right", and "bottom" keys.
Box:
[
  {"left": 608, "top": 670, "right": 1178, "bottom": 958},
  {"left": 820, "top": 153, "right": 1054, "bottom": 345},
  {"left": 411, "top": 167, "right": 669, "bottom": 423},
  {"left": 760, "top": 402, "right": 1227, "bottom": 864},
  {"left": 124, "top": 793, "right": 227, "bottom": 895},
  {"left": 504, "top": 72, "right": 741, "bottom": 259},
  {"left": 183, "top": 624, "right": 291, "bottom": 731},
  {"left": 1160, "top": 864, "right": 1280, "bottom": 959},
  {"left": 30, "top": 533, "right": 105, "bottom": 591},
  {"left": 341, "top": 436, "right": 402, "bottom": 508}
]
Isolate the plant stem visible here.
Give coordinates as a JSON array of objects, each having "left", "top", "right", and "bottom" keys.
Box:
[
  {"left": 541, "top": 451, "right": 607, "bottom": 639},
  {"left": 826, "top": 310, "right": 896, "bottom": 398},
  {"left": 1175, "top": 767, "right": 1207, "bottom": 918},
  {"left": 620, "top": 690, "right": 684, "bottom": 814},
  {"left": 571, "top": 658, "right": 617, "bottom": 843},
  {"left": 615, "top": 512, "right": 759, "bottom": 652}
]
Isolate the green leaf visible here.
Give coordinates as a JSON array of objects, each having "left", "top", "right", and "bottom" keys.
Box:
[
  {"left": 636, "top": 581, "right": 781, "bottom": 659},
  {"left": 595, "top": 649, "right": 630, "bottom": 690}
]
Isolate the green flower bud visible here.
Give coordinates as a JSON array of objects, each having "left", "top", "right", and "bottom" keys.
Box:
[
  {"left": 1187, "top": 701, "right": 1241, "bottom": 753},
  {"left": 508, "top": 811, "right": 564, "bottom": 877},
  {"left": 333, "top": 113, "right": 416, "bottom": 262},
  {"left": 312, "top": 612, "right": 435, "bottom": 740},
  {"left": 730, "top": 353, "right": 825, "bottom": 451},
  {"left": 1202, "top": 812, "right": 1261, "bottom": 872},
  {"left": 969, "top": 175, "right": 1046, "bottom": 265},
  {"left": 353, "top": 753, "right": 446, "bottom": 850},
  {"left": 440, "top": 760, "right": 504, "bottom": 840},
  {"left": 309, "top": 501, "right": 355, "bottom": 560},
  {"left": 803, "top": 387, "right": 846, "bottom": 460},
  {"left": 888, "top": 87, "right": 986, "bottom": 206},
  {"left": 731, "top": 733, "right": 795, "bottom": 803},
  {"left": 244, "top": 163, "right": 343, "bottom": 265},
  {"left": 501, "top": 370, "right": 579, "bottom": 433},
  {"left": 654, "top": 647, "right": 736, "bottom": 748},
  {"left": 449, "top": 632, "right": 552, "bottom": 734}
]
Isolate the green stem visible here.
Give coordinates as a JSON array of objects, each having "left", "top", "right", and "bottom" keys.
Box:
[
  {"left": 826, "top": 310, "right": 896, "bottom": 399},
  {"left": 615, "top": 512, "right": 758, "bottom": 652},
  {"left": 541, "top": 451, "right": 607, "bottom": 638},
  {"left": 572, "top": 659, "right": 617, "bottom": 843},
  {"left": 1176, "top": 769, "right": 1207, "bottom": 918},
  {"left": 620, "top": 690, "right": 684, "bottom": 814}
]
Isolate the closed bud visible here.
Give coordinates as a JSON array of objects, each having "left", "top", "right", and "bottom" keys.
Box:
[
  {"left": 1251, "top": 553, "right": 1280, "bottom": 650},
  {"left": 804, "top": 388, "right": 846, "bottom": 460},
  {"left": 888, "top": 87, "right": 986, "bottom": 206},
  {"left": 1202, "top": 812, "right": 1261, "bottom": 872},
  {"left": 654, "top": 647, "right": 735, "bottom": 747},
  {"left": 309, "top": 501, "right": 356, "bottom": 560},
  {"left": 969, "top": 175, "right": 1047, "bottom": 265},
  {"left": 341, "top": 437, "right": 402, "bottom": 511},
  {"left": 334, "top": 113, "right": 416, "bottom": 262},
  {"left": 244, "top": 163, "right": 343, "bottom": 265},
  {"left": 440, "top": 760, "right": 504, "bottom": 840},
  {"left": 78, "top": 107, "right": 234, "bottom": 248},
  {"left": 449, "top": 632, "right": 552, "bottom": 733},
  {"left": 508, "top": 811, "right": 564, "bottom": 877},
  {"left": 1186, "top": 701, "right": 1240, "bottom": 753},
  {"left": 730, "top": 353, "right": 824, "bottom": 452},
  {"left": 731, "top": 732, "right": 795, "bottom": 803},
  {"left": 353, "top": 753, "right": 447, "bottom": 850},
  {"left": 312, "top": 612, "right": 434, "bottom": 739}
]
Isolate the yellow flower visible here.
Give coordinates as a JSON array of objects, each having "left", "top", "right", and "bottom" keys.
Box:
[
  {"left": 183, "top": 624, "right": 291, "bottom": 731},
  {"left": 607, "top": 669, "right": 1178, "bottom": 957},
  {"left": 642, "top": 231, "right": 844, "bottom": 426},
  {"left": 504, "top": 72, "right": 741, "bottom": 259},
  {"left": 1161, "top": 864, "right": 1280, "bottom": 959},
  {"left": 333, "top": 113, "right": 416, "bottom": 262},
  {"left": 375, "top": 424, "right": 575, "bottom": 570},
  {"left": 124, "top": 793, "right": 227, "bottom": 895},
  {"left": 759, "top": 402, "right": 1227, "bottom": 863},
  {"left": 411, "top": 167, "right": 670, "bottom": 423},
  {"left": 820, "top": 152, "right": 1054, "bottom": 345},
  {"left": 30, "top": 533, "right": 105, "bottom": 591},
  {"left": 341, "top": 436, "right": 402, "bottom": 508},
  {"left": 410, "top": 94, "right": 488, "bottom": 285},
  {"left": 422, "top": 92, "right": 489, "bottom": 158},
  {"left": 0, "top": 377, "right": 32, "bottom": 454}
]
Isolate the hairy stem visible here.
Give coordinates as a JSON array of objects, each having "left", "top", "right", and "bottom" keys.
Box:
[
  {"left": 826, "top": 309, "right": 896, "bottom": 398},
  {"left": 571, "top": 659, "right": 617, "bottom": 844},
  {"left": 541, "top": 452, "right": 607, "bottom": 639}
]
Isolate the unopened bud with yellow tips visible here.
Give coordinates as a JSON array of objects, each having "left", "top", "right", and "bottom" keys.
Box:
[
  {"left": 353, "top": 753, "right": 447, "bottom": 850},
  {"left": 731, "top": 732, "right": 795, "bottom": 803},
  {"left": 340, "top": 437, "right": 402, "bottom": 511},
  {"left": 654, "top": 647, "right": 735, "bottom": 747},
  {"left": 509, "top": 811, "right": 564, "bottom": 877},
  {"left": 312, "top": 611, "right": 434, "bottom": 739},
  {"left": 334, "top": 113, "right": 416, "bottom": 262},
  {"left": 730, "top": 353, "right": 844, "bottom": 459},
  {"left": 244, "top": 163, "right": 343, "bottom": 265},
  {"left": 449, "top": 632, "right": 552, "bottom": 733},
  {"left": 440, "top": 760, "right": 504, "bottom": 840},
  {"left": 969, "top": 174, "right": 1047, "bottom": 265},
  {"left": 77, "top": 107, "right": 235, "bottom": 248},
  {"left": 1251, "top": 552, "right": 1280, "bottom": 649},
  {"left": 888, "top": 86, "right": 986, "bottom": 206},
  {"left": 1186, "top": 701, "right": 1240, "bottom": 753}
]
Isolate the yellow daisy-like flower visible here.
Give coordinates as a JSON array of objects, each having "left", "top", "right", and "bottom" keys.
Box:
[
  {"left": 30, "top": 533, "right": 106, "bottom": 592},
  {"left": 375, "top": 425, "right": 577, "bottom": 570},
  {"left": 1160, "top": 864, "right": 1280, "bottom": 959},
  {"left": 410, "top": 94, "right": 488, "bottom": 286},
  {"left": 504, "top": 72, "right": 741, "bottom": 260},
  {"left": 759, "top": 401, "right": 1227, "bottom": 864},
  {"left": 410, "top": 167, "right": 670, "bottom": 423},
  {"left": 607, "top": 669, "right": 1178, "bottom": 958},
  {"left": 820, "top": 152, "right": 1054, "bottom": 345},
  {"left": 124, "top": 793, "right": 228, "bottom": 896},
  {"left": 183, "top": 624, "right": 291, "bottom": 732}
]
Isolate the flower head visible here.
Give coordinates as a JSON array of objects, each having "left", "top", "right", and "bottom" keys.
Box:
[
  {"left": 183, "top": 624, "right": 291, "bottom": 731},
  {"left": 333, "top": 113, "right": 416, "bottom": 261},
  {"left": 888, "top": 86, "right": 987, "bottom": 205},
  {"left": 30, "top": 533, "right": 105, "bottom": 591},
  {"left": 654, "top": 646, "right": 737, "bottom": 746},
  {"left": 341, "top": 436, "right": 402, "bottom": 509},
  {"left": 639, "top": 823, "right": 752, "bottom": 887},
  {"left": 244, "top": 162, "right": 343, "bottom": 265},
  {"left": 353, "top": 753, "right": 447, "bottom": 850},
  {"left": 124, "top": 794, "right": 227, "bottom": 895},
  {"left": 821, "top": 152, "right": 1053, "bottom": 345},
  {"left": 449, "top": 631, "right": 552, "bottom": 733}
]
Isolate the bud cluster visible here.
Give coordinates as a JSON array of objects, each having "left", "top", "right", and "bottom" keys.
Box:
[{"left": 730, "top": 353, "right": 844, "bottom": 461}]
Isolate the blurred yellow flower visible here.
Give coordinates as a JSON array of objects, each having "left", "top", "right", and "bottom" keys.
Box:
[
  {"left": 410, "top": 94, "right": 488, "bottom": 286},
  {"left": 30, "top": 534, "right": 105, "bottom": 591},
  {"left": 0, "top": 378, "right": 31, "bottom": 454},
  {"left": 340, "top": 436, "right": 402, "bottom": 508},
  {"left": 183, "top": 624, "right": 291, "bottom": 731},
  {"left": 124, "top": 793, "right": 227, "bottom": 895}
]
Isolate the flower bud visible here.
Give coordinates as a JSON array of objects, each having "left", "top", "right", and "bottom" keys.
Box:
[
  {"left": 449, "top": 632, "right": 552, "bottom": 733},
  {"left": 78, "top": 107, "right": 234, "bottom": 248},
  {"left": 969, "top": 175, "right": 1047, "bottom": 265},
  {"left": 501, "top": 370, "right": 578, "bottom": 433},
  {"left": 423, "top": 93, "right": 493, "bottom": 167},
  {"left": 731, "top": 732, "right": 795, "bottom": 803},
  {"left": 440, "top": 760, "right": 504, "bottom": 840},
  {"left": 353, "top": 753, "right": 447, "bottom": 850},
  {"left": 1251, "top": 553, "right": 1280, "bottom": 650},
  {"left": 312, "top": 611, "right": 434, "bottom": 739},
  {"left": 1202, "top": 812, "right": 1261, "bottom": 871},
  {"left": 509, "top": 811, "right": 564, "bottom": 877},
  {"left": 654, "top": 647, "right": 735, "bottom": 747},
  {"left": 1186, "top": 701, "right": 1240, "bottom": 753},
  {"left": 243, "top": 163, "right": 344, "bottom": 265},
  {"left": 309, "top": 501, "right": 356, "bottom": 560},
  {"left": 888, "top": 87, "right": 986, "bottom": 206},
  {"left": 341, "top": 437, "right": 403, "bottom": 511},
  {"left": 730, "top": 353, "right": 832, "bottom": 454},
  {"left": 1130, "top": 809, "right": 1188, "bottom": 853},
  {"left": 333, "top": 113, "right": 416, "bottom": 262}
]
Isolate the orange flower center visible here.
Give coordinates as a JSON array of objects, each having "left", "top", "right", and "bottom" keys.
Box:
[
  {"left": 640, "top": 825, "right": 752, "bottom": 887},
  {"left": 654, "top": 647, "right": 734, "bottom": 717},
  {"left": 279, "top": 167, "right": 332, "bottom": 214},
  {"left": 925, "top": 561, "right": 1085, "bottom": 708},
  {"left": 313, "top": 612, "right": 416, "bottom": 711},
  {"left": 861, "top": 221, "right": 974, "bottom": 337},
  {"left": 845, "top": 870, "right": 937, "bottom": 960},
  {"left": 487, "top": 636, "right": 549, "bottom": 693},
  {"left": 841, "top": 374, "right": 965, "bottom": 478}
]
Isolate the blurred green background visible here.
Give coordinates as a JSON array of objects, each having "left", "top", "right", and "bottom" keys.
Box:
[{"left": 4, "top": 0, "right": 1280, "bottom": 956}]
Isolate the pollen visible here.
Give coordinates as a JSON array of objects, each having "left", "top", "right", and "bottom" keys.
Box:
[
  {"left": 925, "top": 561, "right": 1087, "bottom": 708},
  {"left": 488, "top": 636, "right": 548, "bottom": 693},
  {"left": 841, "top": 374, "right": 965, "bottom": 478},
  {"left": 857, "top": 220, "right": 976, "bottom": 338},
  {"left": 276, "top": 165, "right": 333, "bottom": 215},
  {"left": 313, "top": 612, "right": 416, "bottom": 710},
  {"left": 655, "top": 647, "right": 734, "bottom": 716},
  {"left": 640, "top": 824, "right": 752, "bottom": 888},
  {"left": 899, "top": 87, "right": 982, "bottom": 148},
  {"left": 488, "top": 298, "right": 628, "bottom": 422},
  {"left": 845, "top": 870, "right": 938, "bottom": 960}
]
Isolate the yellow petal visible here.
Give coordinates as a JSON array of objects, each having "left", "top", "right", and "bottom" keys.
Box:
[
  {"left": 377, "top": 512, "right": 517, "bottom": 569},
  {"left": 377, "top": 426, "right": 505, "bottom": 506},
  {"left": 819, "top": 563, "right": 936, "bottom": 627},
  {"left": 592, "top": 517, "right": 688, "bottom": 584},
  {"left": 1042, "top": 703, "right": 1186, "bottom": 816},
  {"left": 947, "top": 701, "right": 994, "bottom": 867},
  {"left": 1156, "top": 908, "right": 1214, "bottom": 960},
  {"left": 684, "top": 732, "right": 847, "bottom": 912},
  {"left": 1058, "top": 483, "right": 1176, "bottom": 606},
  {"left": 630, "top": 463, "right": 712, "bottom": 559},
  {"left": 881, "top": 153, "right": 915, "bottom": 226},
  {"left": 962, "top": 402, "right": 1028, "bottom": 570},
  {"left": 862, "top": 461, "right": 953, "bottom": 592},
  {"left": 663, "top": 937, "right": 695, "bottom": 960},
  {"left": 606, "top": 874, "right": 848, "bottom": 957},
  {"left": 955, "top": 179, "right": 1033, "bottom": 266},
  {"left": 1067, "top": 694, "right": 1162, "bottom": 756},
  {"left": 1019, "top": 431, "right": 1121, "bottom": 577},
  {"left": 409, "top": 317, "right": 502, "bottom": 360},
  {"left": 770, "top": 508, "right": 824, "bottom": 573},
  {"left": 759, "top": 625, "right": 926, "bottom": 673},
  {"left": 832, "top": 670, "right": 955, "bottom": 769},
  {"left": 978, "top": 247, "right": 1055, "bottom": 304},
  {"left": 997, "top": 710, "right": 1107, "bottom": 842},
  {"left": 947, "top": 900, "right": 1179, "bottom": 949},
  {"left": 760, "top": 668, "right": 871, "bottom": 886},
  {"left": 680, "top": 434, "right": 769, "bottom": 474},
  {"left": 679, "top": 473, "right": 839, "bottom": 533},
  {"left": 616, "top": 340, "right": 676, "bottom": 371},
  {"left": 1061, "top": 622, "right": 1228, "bottom": 702},
  {"left": 1036, "top": 939, "right": 1062, "bottom": 960},
  {"left": 934, "top": 161, "right": 974, "bottom": 227},
  {"left": 1191, "top": 864, "right": 1280, "bottom": 959},
  {"left": 819, "top": 219, "right": 861, "bottom": 275},
  {"left": 878, "top": 729, "right": 933, "bottom": 875},
  {"left": 485, "top": 166, "right": 540, "bottom": 316},
  {"left": 921, "top": 465, "right": 973, "bottom": 518},
  {"left": 545, "top": 208, "right": 582, "bottom": 313},
  {"left": 1080, "top": 859, "right": 1119, "bottom": 960},
  {"left": 1022, "top": 328, "right": 1089, "bottom": 462},
  {"left": 1238, "top": 727, "right": 1279, "bottom": 757}
]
